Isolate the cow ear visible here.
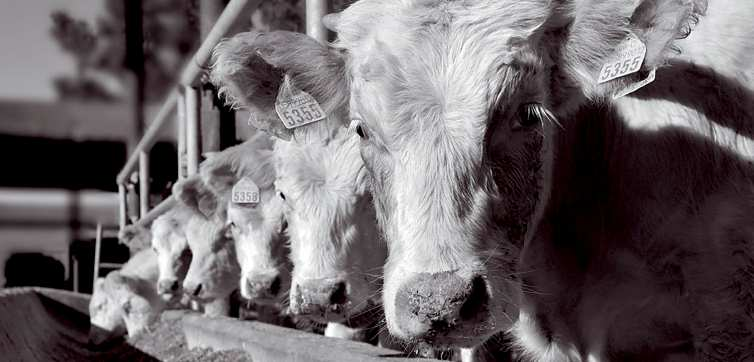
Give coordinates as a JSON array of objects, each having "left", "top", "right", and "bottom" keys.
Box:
[
  {"left": 554, "top": 0, "right": 706, "bottom": 104},
  {"left": 173, "top": 175, "right": 219, "bottom": 219},
  {"left": 94, "top": 277, "right": 106, "bottom": 291},
  {"left": 118, "top": 224, "right": 151, "bottom": 252},
  {"left": 210, "top": 31, "right": 350, "bottom": 143},
  {"left": 201, "top": 161, "right": 236, "bottom": 195}
]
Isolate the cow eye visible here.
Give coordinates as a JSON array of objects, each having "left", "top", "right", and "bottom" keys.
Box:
[
  {"left": 513, "top": 103, "right": 542, "bottom": 131},
  {"left": 278, "top": 191, "right": 286, "bottom": 201}
]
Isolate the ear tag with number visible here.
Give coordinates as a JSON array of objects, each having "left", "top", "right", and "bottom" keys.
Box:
[
  {"left": 597, "top": 32, "right": 647, "bottom": 84},
  {"left": 274, "top": 74, "right": 326, "bottom": 129},
  {"left": 612, "top": 68, "right": 656, "bottom": 99},
  {"left": 231, "top": 177, "right": 260, "bottom": 204}
]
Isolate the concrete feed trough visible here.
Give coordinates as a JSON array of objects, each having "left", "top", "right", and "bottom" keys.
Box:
[{"left": 0, "top": 287, "right": 437, "bottom": 361}]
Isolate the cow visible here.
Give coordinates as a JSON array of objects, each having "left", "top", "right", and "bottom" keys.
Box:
[
  {"left": 173, "top": 175, "right": 241, "bottom": 317},
  {"left": 207, "top": 0, "right": 754, "bottom": 359},
  {"left": 198, "top": 133, "right": 291, "bottom": 306},
  {"left": 149, "top": 204, "right": 193, "bottom": 303},
  {"left": 211, "top": 36, "right": 390, "bottom": 343},
  {"left": 88, "top": 248, "right": 162, "bottom": 346}
]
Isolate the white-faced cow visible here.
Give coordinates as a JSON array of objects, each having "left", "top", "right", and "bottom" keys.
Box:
[
  {"left": 211, "top": 35, "right": 387, "bottom": 342},
  {"left": 88, "top": 248, "right": 163, "bottom": 346},
  {"left": 149, "top": 204, "right": 193, "bottom": 303},
  {"left": 198, "top": 133, "right": 291, "bottom": 305},
  {"left": 173, "top": 175, "right": 241, "bottom": 316}
]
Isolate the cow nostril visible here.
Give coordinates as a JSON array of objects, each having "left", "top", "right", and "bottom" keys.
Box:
[
  {"left": 329, "top": 282, "right": 347, "bottom": 305},
  {"left": 269, "top": 276, "right": 281, "bottom": 296},
  {"left": 459, "top": 276, "right": 489, "bottom": 320},
  {"left": 170, "top": 281, "right": 179, "bottom": 292},
  {"left": 192, "top": 284, "right": 203, "bottom": 297}
]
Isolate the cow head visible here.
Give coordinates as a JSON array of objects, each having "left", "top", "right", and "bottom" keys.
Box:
[
  {"left": 212, "top": 36, "right": 386, "bottom": 325},
  {"left": 173, "top": 175, "right": 241, "bottom": 302},
  {"left": 199, "top": 135, "right": 291, "bottom": 304},
  {"left": 209, "top": 0, "right": 703, "bottom": 346},
  {"left": 273, "top": 128, "right": 385, "bottom": 325},
  {"left": 150, "top": 205, "right": 192, "bottom": 302},
  {"left": 88, "top": 270, "right": 159, "bottom": 346}
]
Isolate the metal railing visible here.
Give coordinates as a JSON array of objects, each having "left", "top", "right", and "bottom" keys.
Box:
[{"left": 116, "top": 0, "right": 329, "bottom": 233}]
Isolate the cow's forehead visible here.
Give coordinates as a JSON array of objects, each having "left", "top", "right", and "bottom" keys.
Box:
[
  {"left": 338, "top": 0, "right": 550, "bottom": 57},
  {"left": 342, "top": 0, "right": 549, "bottom": 143}
]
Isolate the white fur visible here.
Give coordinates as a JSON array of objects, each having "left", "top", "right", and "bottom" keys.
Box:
[
  {"left": 274, "top": 125, "right": 386, "bottom": 325},
  {"left": 199, "top": 134, "right": 290, "bottom": 304},
  {"left": 88, "top": 249, "right": 163, "bottom": 344},
  {"left": 150, "top": 204, "right": 192, "bottom": 301}
]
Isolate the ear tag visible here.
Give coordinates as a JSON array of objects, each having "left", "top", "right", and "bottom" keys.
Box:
[
  {"left": 612, "top": 68, "right": 656, "bottom": 99},
  {"left": 231, "top": 177, "right": 260, "bottom": 204},
  {"left": 597, "top": 32, "right": 647, "bottom": 84},
  {"left": 274, "top": 74, "right": 326, "bottom": 129}
]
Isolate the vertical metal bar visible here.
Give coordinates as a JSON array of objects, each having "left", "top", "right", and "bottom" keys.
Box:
[
  {"left": 118, "top": 183, "right": 127, "bottom": 231},
  {"left": 177, "top": 91, "right": 187, "bottom": 179},
  {"left": 92, "top": 223, "right": 103, "bottom": 290},
  {"left": 139, "top": 151, "right": 150, "bottom": 216},
  {"left": 186, "top": 86, "right": 201, "bottom": 176},
  {"left": 306, "top": 0, "right": 328, "bottom": 43},
  {"left": 72, "top": 256, "right": 79, "bottom": 293}
]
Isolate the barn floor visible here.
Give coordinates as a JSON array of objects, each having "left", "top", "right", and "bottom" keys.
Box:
[{"left": 0, "top": 287, "right": 436, "bottom": 362}]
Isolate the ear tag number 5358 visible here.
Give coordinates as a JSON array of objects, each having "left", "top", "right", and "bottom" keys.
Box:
[{"left": 232, "top": 178, "right": 260, "bottom": 204}]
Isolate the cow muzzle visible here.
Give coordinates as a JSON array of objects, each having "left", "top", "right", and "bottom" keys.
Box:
[
  {"left": 289, "top": 279, "right": 349, "bottom": 322},
  {"left": 394, "top": 271, "right": 492, "bottom": 347}
]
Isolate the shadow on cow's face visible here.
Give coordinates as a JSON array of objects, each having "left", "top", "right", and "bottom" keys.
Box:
[
  {"left": 275, "top": 131, "right": 386, "bottom": 325},
  {"left": 320, "top": 0, "right": 702, "bottom": 348},
  {"left": 227, "top": 193, "right": 291, "bottom": 304},
  {"left": 331, "top": 3, "right": 559, "bottom": 347}
]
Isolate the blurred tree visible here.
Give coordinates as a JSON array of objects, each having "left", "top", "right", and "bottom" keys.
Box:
[
  {"left": 50, "top": 0, "right": 200, "bottom": 102},
  {"left": 51, "top": 0, "right": 358, "bottom": 102}
]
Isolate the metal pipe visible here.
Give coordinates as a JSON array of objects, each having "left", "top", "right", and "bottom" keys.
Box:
[
  {"left": 186, "top": 86, "right": 201, "bottom": 176},
  {"left": 72, "top": 256, "right": 79, "bottom": 293},
  {"left": 116, "top": 90, "right": 178, "bottom": 185},
  {"left": 118, "top": 183, "right": 127, "bottom": 231},
  {"left": 177, "top": 91, "right": 187, "bottom": 179},
  {"left": 180, "top": 0, "right": 261, "bottom": 87},
  {"left": 92, "top": 223, "right": 102, "bottom": 288},
  {"left": 306, "top": 0, "right": 328, "bottom": 43},
  {"left": 134, "top": 196, "right": 177, "bottom": 228},
  {"left": 139, "top": 151, "right": 150, "bottom": 216}
]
